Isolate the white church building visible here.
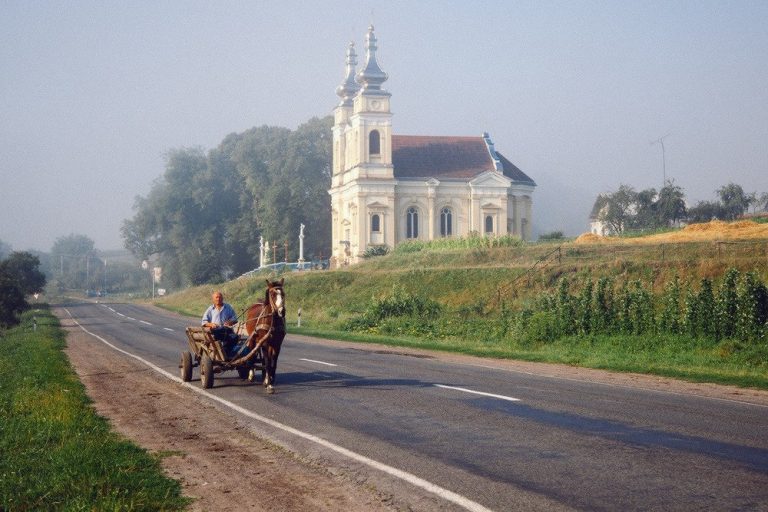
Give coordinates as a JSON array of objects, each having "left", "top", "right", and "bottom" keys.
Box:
[{"left": 329, "top": 26, "right": 536, "bottom": 266}]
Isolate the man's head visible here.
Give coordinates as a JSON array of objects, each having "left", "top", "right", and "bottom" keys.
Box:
[{"left": 211, "top": 291, "right": 224, "bottom": 307}]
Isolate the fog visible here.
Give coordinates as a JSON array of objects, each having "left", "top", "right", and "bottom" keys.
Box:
[{"left": 2, "top": 1, "right": 766, "bottom": 251}]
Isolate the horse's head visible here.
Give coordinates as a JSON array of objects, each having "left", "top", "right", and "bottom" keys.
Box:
[{"left": 265, "top": 278, "right": 285, "bottom": 317}]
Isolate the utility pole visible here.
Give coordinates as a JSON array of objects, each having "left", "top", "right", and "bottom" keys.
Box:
[{"left": 650, "top": 133, "right": 671, "bottom": 188}]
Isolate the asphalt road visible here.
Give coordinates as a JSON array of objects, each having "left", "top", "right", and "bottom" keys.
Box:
[{"left": 62, "top": 301, "right": 768, "bottom": 512}]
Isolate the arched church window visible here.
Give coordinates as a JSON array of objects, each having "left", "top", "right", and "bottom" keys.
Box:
[
  {"left": 406, "top": 207, "right": 419, "bottom": 239},
  {"left": 369, "top": 130, "right": 381, "bottom": 155},
  {"left": 440, "top": 207, "right": 452, "bottom": 237},
  {"left": 485, "top": 215, "right": 493, "bottom": 234},
  {"left": 371, "top": 214, "right": 381, "bottom": 233}
]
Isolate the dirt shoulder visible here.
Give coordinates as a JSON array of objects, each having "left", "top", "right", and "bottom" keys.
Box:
[
  {"left": 58, "top": 310, "right": 397, "bottom": 512},
  {"left": 57, "top": 308, "right": 768, "bottom": 512}
]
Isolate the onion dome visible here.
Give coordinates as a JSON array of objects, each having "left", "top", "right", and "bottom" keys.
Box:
[
  {"left": 335, "top": 41, "right": 360, "bottom": 106},
  {"left": 355, "top": 25, "right": 389, "bottom": 95}
]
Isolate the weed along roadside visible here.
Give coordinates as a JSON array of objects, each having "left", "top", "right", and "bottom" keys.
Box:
[
  {"left": 158, "top": 223, "right": 768, "bottom": 390},
  {"left": 0, "top": 308, "right": 189, "bottom": 511}
]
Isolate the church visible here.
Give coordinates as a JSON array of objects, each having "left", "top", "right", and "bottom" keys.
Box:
[{"left": 329, "top": 26, "right": 536, "bottom": 266}]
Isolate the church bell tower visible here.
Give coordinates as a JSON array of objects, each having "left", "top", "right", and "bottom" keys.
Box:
[{"left": 330, "top": 25, "right": 396, "bottom": 266}]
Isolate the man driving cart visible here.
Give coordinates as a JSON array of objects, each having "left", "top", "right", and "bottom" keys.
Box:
[{"left": 201, "top": 291, "right": 241, "bottom": 357}]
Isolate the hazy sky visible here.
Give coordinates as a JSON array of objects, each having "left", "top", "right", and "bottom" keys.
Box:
[{"left": 2, "top": 0, "right": 767, "bottom": 251}]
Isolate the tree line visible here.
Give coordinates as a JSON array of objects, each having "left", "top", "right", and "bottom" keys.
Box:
[
  {"left": 591, "top": 182, "right": 768, "bottom": 234},
  {"left": 121, "top": 116, "right": 332, "bottom": 288}
]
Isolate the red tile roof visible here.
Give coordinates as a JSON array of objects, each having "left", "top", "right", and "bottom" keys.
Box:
[{"left": 391, "top": 135, "right": 534, "bottom": 185}]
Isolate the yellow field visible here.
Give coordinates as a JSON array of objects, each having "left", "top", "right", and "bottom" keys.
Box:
[{"left": 576, "top": 220, "right": 768, "bottom": 245}]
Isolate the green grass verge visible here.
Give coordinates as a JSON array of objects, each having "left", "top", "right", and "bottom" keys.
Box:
[{"left": 0, "top": 307, "right": 190, "bottom": 511}]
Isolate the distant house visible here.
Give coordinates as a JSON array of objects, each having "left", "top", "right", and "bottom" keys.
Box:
[{"left": 329, "top": 26, "right": 536, "bottom": 266}]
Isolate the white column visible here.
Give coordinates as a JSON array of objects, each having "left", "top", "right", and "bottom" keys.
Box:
[{"left": 298, "top": 224, "right": 305, "bottom": 264}]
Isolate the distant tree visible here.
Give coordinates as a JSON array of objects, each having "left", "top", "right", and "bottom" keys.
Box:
[
  {"left": 632, "top": 188, "right": 658, "bottom": 229},
  {"left": 50, "top": 234, "right": 96, "bottom": 290},
  {"left": 656, "top": 181, "right": 687, "bottom": 226},
  {"left": 596, "top": 184, "right": 637, "bottom": 234},
  {"left": 687, "top": 200, "right": 724, "bottom": 223},
  {"left": 717, "top": 183, "right": 751, "bottom": 220},
  {"left": 752, "top": 192, "right": 768, "bottom": 213}
]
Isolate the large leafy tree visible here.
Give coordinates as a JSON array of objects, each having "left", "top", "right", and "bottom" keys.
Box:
[{"left": 122, "top": 116, "right": 333, "bottom": 287}]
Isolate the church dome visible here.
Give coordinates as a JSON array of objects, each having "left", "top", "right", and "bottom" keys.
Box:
[{"left": 355, "top": 25, "right": 389, "bottom": 95}]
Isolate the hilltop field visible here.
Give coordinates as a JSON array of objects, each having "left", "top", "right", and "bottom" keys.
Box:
[{"left": 156, "top": 220, "right": 768, "bottom": 389}]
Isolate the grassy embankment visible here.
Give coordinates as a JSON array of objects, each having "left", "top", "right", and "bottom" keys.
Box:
[
  {"left": 156, "top": 222, "right": 768, "bottom": 390},
  {"left": 0, "top": 308, "right": 189, "bottom": 511}
]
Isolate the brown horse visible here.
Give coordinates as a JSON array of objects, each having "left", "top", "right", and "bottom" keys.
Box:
[{"left": 244, "top": 278, "right": 286, "bottom": 394}]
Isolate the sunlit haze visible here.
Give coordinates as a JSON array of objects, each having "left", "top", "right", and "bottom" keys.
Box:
[{"left": 2, "top": 1, "right": 766, "bottom": 251}]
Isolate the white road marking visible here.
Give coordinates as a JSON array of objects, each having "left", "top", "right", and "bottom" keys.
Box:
[
  {"left": 125, "top": 316, "right": 135, "bottom": 321},
  {"left": 299, "top": 358, "right": 338, "bottom": 367},
  {"left": 163, "top": 327, "right": 174, "bottom": 332},
  {"left": 435, "top": 384, "right": 521, "bottom": 402},
  {"left": 63, "top": 308, "right": 492, "bottom": 512},
  {"left": 117, "top": 313, "right": 125, "bottom": 317},
  {"left": 139, "top": 320, "right": 152, "bottom": 326}
]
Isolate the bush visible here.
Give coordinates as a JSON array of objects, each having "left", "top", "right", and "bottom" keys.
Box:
[
  {"left": 362, "top": 245, "right": 390, "bottom": 258},
  {"left": 538, "top": 231, "right": 564, "bottom": 241}
]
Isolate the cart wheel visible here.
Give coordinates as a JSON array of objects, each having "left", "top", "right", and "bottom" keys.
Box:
[
  {"left": 200, "top": 354, "right": 214, "bottom": 389},
  {"left": 180, "top": 351, "right": 193, "bottom": 382},
  {"left": 236, "top": 367, "right": 249, "bottom": 380}
]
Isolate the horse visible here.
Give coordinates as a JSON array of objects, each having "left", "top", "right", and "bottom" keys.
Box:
[{"left": 243, "top": 278, "right": 286, "bottom": 394}]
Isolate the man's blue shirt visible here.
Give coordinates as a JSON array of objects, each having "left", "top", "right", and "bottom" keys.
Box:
[{"left": 201, "top": 303, "right": 237, "bottom": 327}]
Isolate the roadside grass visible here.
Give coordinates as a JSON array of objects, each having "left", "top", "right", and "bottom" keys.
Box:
[{"left": 0, "top": 308, "right": 189, "bottom": 511}]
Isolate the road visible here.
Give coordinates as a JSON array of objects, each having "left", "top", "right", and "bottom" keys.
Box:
[{"left": 62, "top": 301, "right": 768, "bottom": 512}]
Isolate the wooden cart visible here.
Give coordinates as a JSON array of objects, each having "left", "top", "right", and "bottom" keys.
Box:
[{"left": 180, "top": 326, "right": 265, "bottom": 389}]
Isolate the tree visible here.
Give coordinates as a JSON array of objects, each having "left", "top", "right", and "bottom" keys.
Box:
[
  {"left": 50, "top": 234, "right": 96, "bottom": 291},
  {"left": 717, "top": 183, "right": 751, "bottom": 220},
  {"left": 753, "top": 192, "right": 768, "bottom": 213},
  {"left": 632, "top": 188, "right": 658, "bottom": 229},
  {"left": 122, "top": 116, "right": 333, "bottom": 287},
  {"left": 687, "top": 200, "right": 724, "bottom": 223},
  {"left": 0, "top": 251, "right": 46, "bottom": 329},
  {"left": 595, "top": 185, "right": 637, "bottom": 234},
  {"left": 0, "top": 251, "right": 46, "bottom": 296},
  {"left": 656, "top": 181, "right": 687, "bottom": 226}
]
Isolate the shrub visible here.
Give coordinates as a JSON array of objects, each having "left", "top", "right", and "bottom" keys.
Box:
[
  {"left": 362, "top": 245, "right": 390, "bottom": 258},
  {"left": 538, "top": 231, "right": 565, "bottom": 241}
]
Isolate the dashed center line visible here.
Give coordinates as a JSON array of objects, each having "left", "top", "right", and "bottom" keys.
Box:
[
  {"left": 139, "top": 320, "right": 152, "bottom": 326},
  {"left": 299, "top": 358, "right": 338, "bottom": 367},
  {"left": 435, "top": 384, "right": 521, "bottom": 402},
  {"left": 163, "top": 327, "right": 174, "bottom": 332}
]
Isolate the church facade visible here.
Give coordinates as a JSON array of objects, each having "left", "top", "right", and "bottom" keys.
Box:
[{"left": 329, "top": 26, "right": 536, "bottom": 266}]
